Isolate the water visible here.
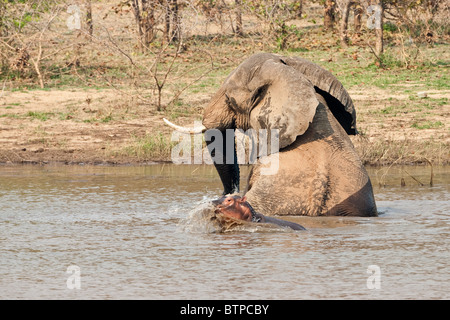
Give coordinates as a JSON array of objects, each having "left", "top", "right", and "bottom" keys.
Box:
[{"left": 0, "top": 164, "right": 448, "bottom": 299}]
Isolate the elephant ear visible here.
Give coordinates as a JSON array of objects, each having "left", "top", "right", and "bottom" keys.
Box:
[
  {"left": 247, "top": 59, "right": 319, "bottom": 149},
  {"left": 284, "top": 56, "right": 357, "bottom": 135}
]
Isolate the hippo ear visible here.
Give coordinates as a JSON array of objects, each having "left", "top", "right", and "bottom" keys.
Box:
[
  {"left": 240, "top": 196, "right": 247, "bottom": 202},
  {"left": 247, "top": 58, "right": 319, "bottom": 149}
]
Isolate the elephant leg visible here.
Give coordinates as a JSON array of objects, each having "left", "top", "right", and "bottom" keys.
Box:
[
  {"left": 325, "top": 179, "right": 378, "bottom": 216},
  {"left": 243, "top": 150, "right": 327, "bottom": 216}
]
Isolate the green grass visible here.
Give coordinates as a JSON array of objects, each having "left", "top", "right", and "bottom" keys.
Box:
[
  {"left": 119, "top": 132, "right": 176, "bottom": 161},
  {"left": 0, "top": 113, "right": 21, "bottom": 119},
  {"left": 26, "top": 111, "right": 54, "bottom": 121},
  {"left": 411, "top": 121, "right": 445, "bottom": 129},
  {"left": 5, "top": 103, "right": 22, "bottom": 108},
  {"left": 25, "top": 111, "right": 75, "bottom": 121},
  {"left": 293, "top": 43, "right": 449, "bottom": 91},
  {"left": 83, "top": 117, "right": 111, "bottom": 123}
]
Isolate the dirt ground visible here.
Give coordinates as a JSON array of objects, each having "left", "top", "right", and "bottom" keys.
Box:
[
  {"left": 0, "top": 85, "right": 448, "bottom": 165},
  {"left": 0, "top": 88, "right": 164, "bottom": 164}
]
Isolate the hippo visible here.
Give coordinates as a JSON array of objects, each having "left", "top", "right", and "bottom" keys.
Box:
[{"left": 212, "top": 195, "right": 306, "bottom": 231}]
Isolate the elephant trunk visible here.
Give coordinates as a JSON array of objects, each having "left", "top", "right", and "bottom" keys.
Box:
[
  {"left": 163, "top": 118, "right": 240, "bottom": 195},
  {"left": 205, "top": 128, "right": 240, "bottom": 195}
]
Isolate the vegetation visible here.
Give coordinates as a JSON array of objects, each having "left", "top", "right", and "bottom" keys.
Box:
[
  {"left": 120, "top": 132, "right": 176, "bottom": 161},
  {"left": 0, "top": 0, "right": 448, "bottom": 165}
]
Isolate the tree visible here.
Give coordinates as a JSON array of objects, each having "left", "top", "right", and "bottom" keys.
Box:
[
  {"left": 374, "top": 0, "right": 383, "bottom": 56},
  {"left": 338, "top": 0, "right": 353, "bottom": 45},
  {"left": 141, "top": 0, "right": 156, "bottom": 45},
  {"left": 246, "top": 0, "right": 304, "bottom": 50},
  {"left": 324, "top": 0, "right": 336, "bottom": 30},
  {"left": 131, "top": 0, "right": 156, "bottom": 51},
  {"left": 235, "top": 0, "right": 243, "bottom": 36},
  {"left": 353, "top": 3, "right": 363, "bottom": 34},
  {"left": 164, "top": 0, "right": 180, "bottom": 43},
  {"left": 367, "top": 0, "right": 383, "bottom": 56},
  {"left": 86, "top": 0, "right": 93, "bottom": 36}
]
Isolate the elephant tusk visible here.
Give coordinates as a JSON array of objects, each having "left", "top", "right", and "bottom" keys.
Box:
[{"left": 163, "top": 118, "right": 206, "bottom": 134}]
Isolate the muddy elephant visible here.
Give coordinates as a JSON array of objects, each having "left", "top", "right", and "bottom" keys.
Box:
[
  {"left": 165, "top": 53, "right": 377, "bottom": 217},
  {"left": 213, "top": 195, "right": 306, "bottom": 230}
]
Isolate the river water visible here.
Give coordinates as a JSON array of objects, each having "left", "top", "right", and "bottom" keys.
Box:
[{"left": 0, "top": 164, "right": 448, "bottom": 299}]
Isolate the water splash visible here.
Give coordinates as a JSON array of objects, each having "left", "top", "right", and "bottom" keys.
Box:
[
  {"left": 177, "top": 200, "right": 294, "bottom": 234},
  {"left": 177, "top": 201, "right": 220, "bottom": 233}
]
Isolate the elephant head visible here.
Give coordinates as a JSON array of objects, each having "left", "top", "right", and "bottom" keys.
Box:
[{"left": 164, "top": 53, "right": 357, "bottom": 196}]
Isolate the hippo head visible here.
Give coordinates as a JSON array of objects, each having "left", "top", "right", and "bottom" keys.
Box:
[{"left": 212, "top": 195, "right": 255, "bottom": 222}]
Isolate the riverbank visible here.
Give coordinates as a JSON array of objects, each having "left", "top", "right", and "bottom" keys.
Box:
[{"left": 1, "top": 80, "right": 448, "bottom": 166}]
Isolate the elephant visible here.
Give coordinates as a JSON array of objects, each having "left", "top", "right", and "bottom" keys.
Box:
[
  {"left": 164, "top": 52, "right": 378, "bottom": 217},
  {"left": 212, "top": 195, "right": 306, "bottom": 230}
]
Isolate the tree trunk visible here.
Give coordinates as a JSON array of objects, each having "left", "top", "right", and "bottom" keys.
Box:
[
  {"left": 374, "top": 0, "right": 384, "bottom": 56},
  {"left": 164, "top": 0, "right": 179, "bottom": 43},
  {"left": 295, "top": 0, "right": 303, "bottom": 18},
  {"left": 85, "top": 0, "right": 93, "bottom": 36},
  {"left": 131, "top": 0, "right": 144, "bottom": 51},
  {"left": 164, "top": 0, "right": 170, "bottom": 43},
  {"left": 141, "top": 0, "right": 155, "bottom": 47},
  {"left": 170, "top": 0, "right": 180, "bottom": 42},
  {"left": 235, "top": 0, "right": 243, "bottom": 36},
  {"left": 0, "top": 1, "right": 5, "bottom": 36},
  {"left": 31, "top": 42, "right": 44, "bottom": 88},
  {"left": 131, "top": 0, "right": 156, "bottom": 51},
  {"left": 340, "top": 0, "right": 352, "bottom": 46},
  {"left": 354, "top": 4, "right": 362, "bottom": 34},
  {"left": 324, "top": 0, "right": 335, "bottom": 30},
  {"left": 367, "top": 0, "right": 384, "bottom": 61},
  {"left": 279, "top": 21, "right": 288, "bottom": 50}
]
